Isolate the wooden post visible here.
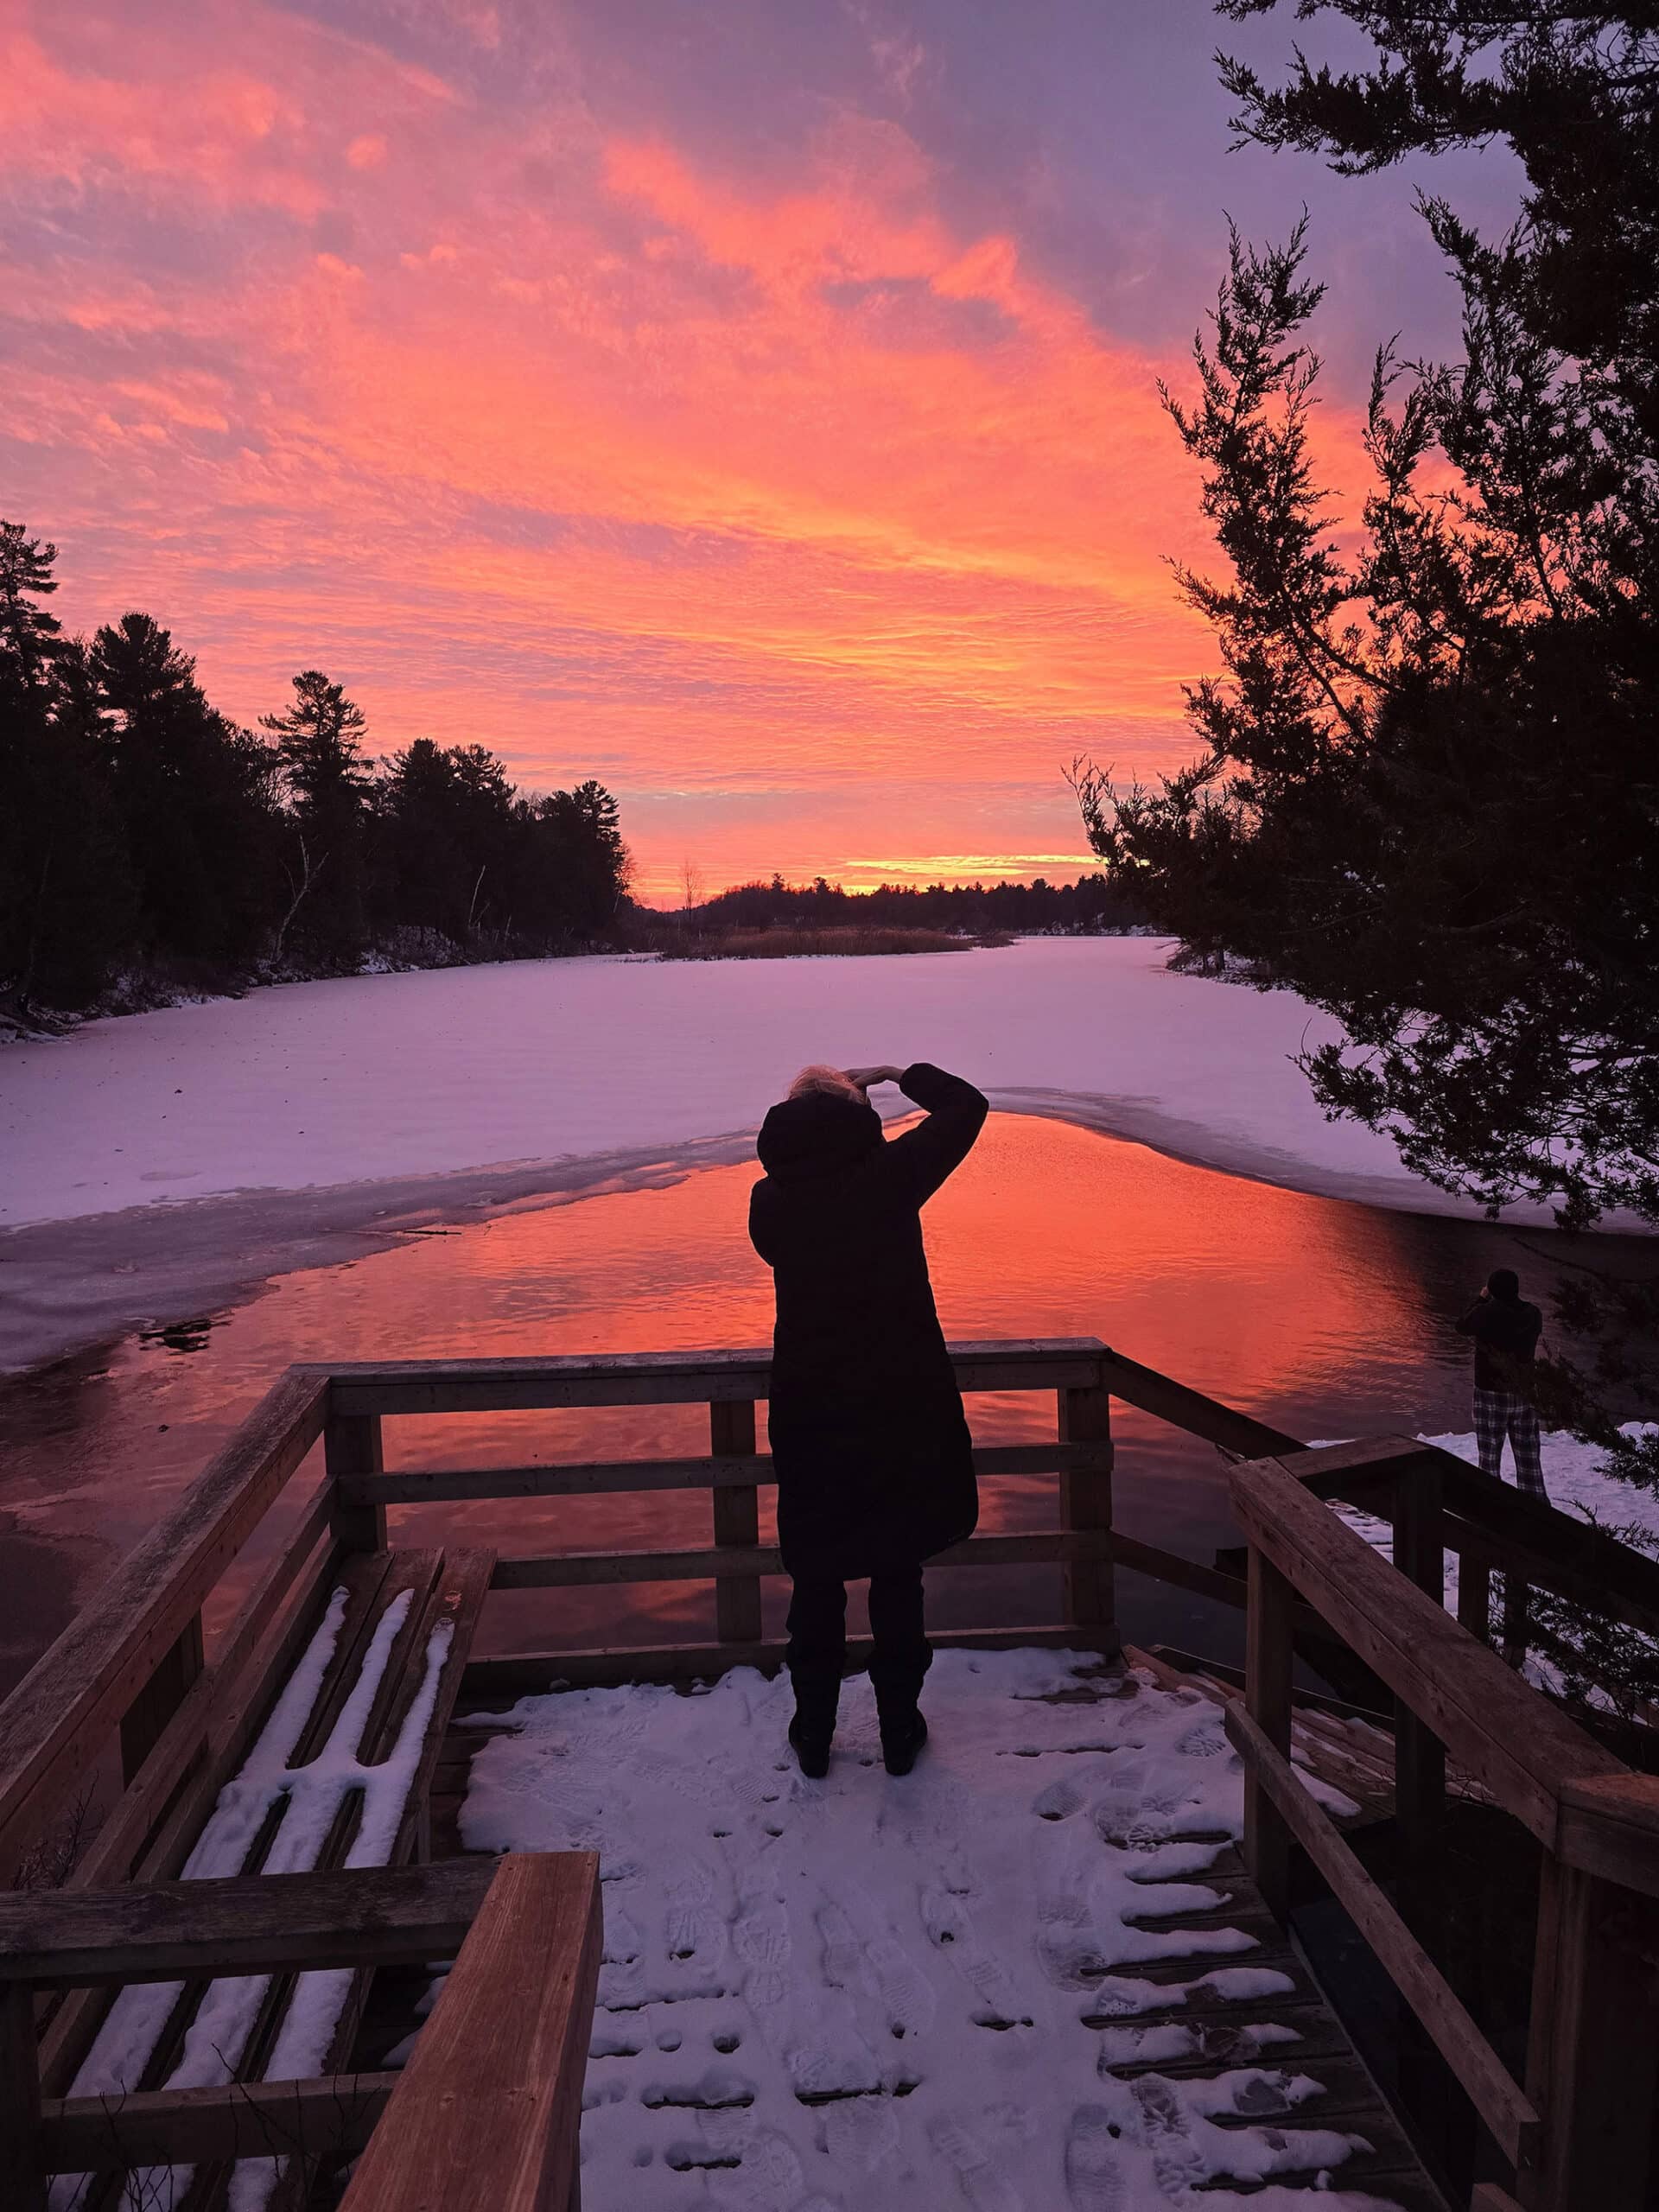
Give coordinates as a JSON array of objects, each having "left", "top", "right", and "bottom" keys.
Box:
[
  {"left": 1243, "top": 1542, "right": 1295, "bottom": 1923},
  {"left": 0, "top": 1982, "right": 45, "bottom": 2212},
  {"left": 327, "top": 1407, "right": 386, "bottom": 1554},
  {"left": 119, "top": 1610, "right": 205, "bottom": 1787},
  {"left": 1458, "top": 1547, "right": 1494, "bottom": 1643},
  {"left": 711, "top": 1401, "right": 761, "bottom": 1644},
  {"left": 1393, "top": 1460, "right": 1447, "bottom": 1863},
  {"left": 1058, "top": 1384, "right": 1116, "bottom": 1655},
  {"left": 1523, "top": 1857, "right": 1659, "bottom": 2212}
]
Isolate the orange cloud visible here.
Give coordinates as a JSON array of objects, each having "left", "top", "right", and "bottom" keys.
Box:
[{"left": 2, "top": 0, "right": 1384, "bottom": 901}]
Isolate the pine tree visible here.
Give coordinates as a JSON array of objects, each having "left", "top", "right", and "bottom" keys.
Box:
[{"left": 260, "top": 671, "right": 372, "bottom": 964}]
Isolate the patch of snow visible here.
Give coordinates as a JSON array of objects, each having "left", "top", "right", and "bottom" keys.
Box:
[
  {"left": 454, "top": 1648, "right": 1405, "bottom": 2210},
  {"left": 53, "top": 1592, "right": 454, "bottom": 2212},
  {"left": 0, "top": 938, "right": 1535, "bottom": 1230}
]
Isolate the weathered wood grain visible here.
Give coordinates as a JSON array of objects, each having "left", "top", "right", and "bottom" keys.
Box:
[
  {"left": 342, "top": 1439, "right": 1108, "bottom": 1506},
  {"left": 1228, "top": 1451, "right": 1625, "bottom": 1849},
  {"left": 0, "top": 1859, "right": 496, "bottom": 1989},
  {"left": 1243, "top": 1546, "right": 1294, "bottom": 1923},
  {"left": 1096, "top": 1349, "right": 1303, "bottom": 1458},
  {"left": 1526, "top": 1855, "right": 1659, "bottom": 2210},
  {"left": 327, "top": 1408, "right": 385, "bottom": 1553},
  {"left": 1058, "top": 1383, "right": 1116, "bottom": 1645},
  {"left": 1225, "top": 1701, "right": 1541, "bottom": 2171},
  {"left": 710, "top": 1402, "right": 761, "bottom": 1644},
  {"left": 337, "top": 1853, "right": 601, "bottom": 2212},
  {"left": 0, "top": 1364, "right": 328, "bottom": 1884},
  {"left": 486, "top": 1528, "right": 1113, "bottom": 1589},
  {"left": 67, "top": 1488, "right": 338, "bottom": 1894},
  {"left": 321, "top": 1338, "right": 1109, "bottom": 1416}
]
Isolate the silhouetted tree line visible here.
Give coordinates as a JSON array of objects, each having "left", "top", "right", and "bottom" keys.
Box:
[
  {"left": 0, "top": 524, "right": 631, "bottom": 1018},
  {"left": 678, "top": 872, "right": 1147, "bottom": 935}
]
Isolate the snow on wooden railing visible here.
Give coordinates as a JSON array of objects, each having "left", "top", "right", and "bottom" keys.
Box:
[{"left": 1229, "top": 1440, "right": 1659, "bottom": 2212}]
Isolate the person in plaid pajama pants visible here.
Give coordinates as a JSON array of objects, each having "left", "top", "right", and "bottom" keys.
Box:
[{"left": 1458, "top": 1269, "right": 1548, "bottom": 1500}]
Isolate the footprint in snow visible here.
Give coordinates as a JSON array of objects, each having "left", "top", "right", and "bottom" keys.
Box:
[
  {"left": 1064, "top": 2107, "right": 1128, "bottom": 2212},
  {"left": 931, "top": 2116, "right": 1026, "bottom": 2212},
  {"left": 664, "top": 1859, "right": 728, "bottom": 1962},
  {"left": 1031, "top": 1773, "right": 1086, "bottom": 1822},
  {"left": 823, "top": 2090, "right": 900, "bottom": 2171},
  {"left": 731, "top": 1889, "right": 791, "bottom": 2010},
  {"left": 1128, "top": 2074, "right": 1210, "bottom": 2196}
]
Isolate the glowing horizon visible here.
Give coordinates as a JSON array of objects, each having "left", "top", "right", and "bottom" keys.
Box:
[{"left": 2, "top": 1, "right": 1524, "bottom": 901}]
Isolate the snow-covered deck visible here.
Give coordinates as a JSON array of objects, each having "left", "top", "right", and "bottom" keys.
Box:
[{"left": 458, "top": 1649, "right": 1433, "bottom": 2212}]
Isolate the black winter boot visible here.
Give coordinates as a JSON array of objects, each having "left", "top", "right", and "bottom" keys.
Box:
[
  {"left": 788, "top": 1685, "right": 838, "bottom": 1777},
  {"left": 878, "top": 1703, "right": 927, "bottom": 1777}
]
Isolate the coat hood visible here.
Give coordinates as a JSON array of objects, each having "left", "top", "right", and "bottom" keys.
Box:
[{"left": 757, "top": 1090, "right": 883, "bottom": 1178}]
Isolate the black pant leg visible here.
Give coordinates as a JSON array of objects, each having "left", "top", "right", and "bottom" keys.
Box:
[
  {"left": 785, "top": 1576, "right": 848, "bottom": 1718},
  {"left": 868, "top": 1563, "right": 930, "bottom": 1707}
]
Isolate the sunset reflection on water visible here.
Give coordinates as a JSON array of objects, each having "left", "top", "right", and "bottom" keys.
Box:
[{"left": 0, "top": 1114, "right": 1598, "bottom": 1686}]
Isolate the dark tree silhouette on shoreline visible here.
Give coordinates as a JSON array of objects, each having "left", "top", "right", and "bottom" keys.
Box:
[{"left": 0, "top": 526, "right": 633, "bottom": 1019}]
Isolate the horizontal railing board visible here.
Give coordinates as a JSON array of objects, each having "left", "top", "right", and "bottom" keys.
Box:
[
  {"left": 0, "top": 1857, "right": 495, "bottom": 1989},
  {"left": 1230, "top": 1448, "right": 1628, "bottom": 1851},
  {"left": 1225, "top": 1700, "right": 1541, "bottom": 2166},
  {"left": 1096, "top": 1350, "right": 1303, "bottom": 1459},
  {"left": 40, "top": 2070, "right": 397, "bottom": 2171},
  {"left": 488, "top": 1528, "right": 1114, "bottom": 1590},
  {"left": 342, "top": 1440, "right": 1109, "bottom": 1508},
  {"left": 461, "top": 1622, "right": 1119, "bottom": 1696},
  {"left": 321, "top": 1338, "right": 1109, "bottom": 1416},
  {"left": 0, "top": 1364, "right": 328, "bottom": 1883}
]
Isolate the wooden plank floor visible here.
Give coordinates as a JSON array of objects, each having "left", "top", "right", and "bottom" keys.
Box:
[{"left": 424, "top": 1646, "right": 1451, "bottom": 2209}]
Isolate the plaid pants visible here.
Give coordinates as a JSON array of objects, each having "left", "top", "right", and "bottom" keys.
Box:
[{"left": 1473, "top": 1389, "right": 1548, "bottom": 1499}]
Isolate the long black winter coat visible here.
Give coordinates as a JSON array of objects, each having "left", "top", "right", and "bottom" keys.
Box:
[{"left": 748, "top": 1062, "right": 988, "bottom": 1580}]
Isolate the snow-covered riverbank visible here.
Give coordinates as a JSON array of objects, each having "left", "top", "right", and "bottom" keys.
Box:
[
  {"left": 1, "top": 938, "right": 1618, "bottom": 1376},
  {"left": 1, "top": 938, "right": 1452, "bottom": 1229}
]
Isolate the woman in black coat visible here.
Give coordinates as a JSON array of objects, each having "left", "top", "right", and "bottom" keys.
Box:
[{"left": 749, "top": 1059, "right": 988, "bottom": 1776}]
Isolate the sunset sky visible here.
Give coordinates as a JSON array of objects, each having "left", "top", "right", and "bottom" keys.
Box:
[{"left": 3, "top": 0, "right": 1523, "bottom": 900}]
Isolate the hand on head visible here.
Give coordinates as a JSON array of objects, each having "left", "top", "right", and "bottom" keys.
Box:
[{"left": 842, "top": 1064, "right": 904, "bottom": 1092}]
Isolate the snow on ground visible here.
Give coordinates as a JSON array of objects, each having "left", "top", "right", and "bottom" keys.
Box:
[
  {"left": 1331, "top": 1425, "right": 1659, "bottom": 1619},
  {"left": 2, "top": 939, "right": 1479, "bottom": 1230},
  {"left": 460, "top": 1649, "right": 1399, "bottom": 2212}
]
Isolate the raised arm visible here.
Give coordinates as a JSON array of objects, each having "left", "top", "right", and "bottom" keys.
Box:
[{"left": 884, "top": 1061, "right": 988, "bottom": 1207}]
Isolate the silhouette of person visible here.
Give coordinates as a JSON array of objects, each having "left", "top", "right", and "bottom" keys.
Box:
[
  {"left": 1456, "top": 1268, "right": 1548, "bottom": 1500},
  {"left": 749, "top": 1061, "right": 988, "bottom": 1777}
]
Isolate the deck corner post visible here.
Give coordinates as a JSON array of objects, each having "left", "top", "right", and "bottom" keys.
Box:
[
  {"left": 711, "top": 1401, "right": 762, "bottom": 1644},
  {"left": 1058, "top": 1384, "right": 1116, "bottom": 1656},
  {"left": 327, "top": 1401, "right": 387, "bottom": 1553},
  {"left": 1243, "top": 1541, "right": 1294, "bottom": 1923},
  {"left": 0, "top": 1980, "right": 46, "bottom": 2212},
  {"left": 1524, "top": 1857, "right": 1659, "bottom": 2212}
]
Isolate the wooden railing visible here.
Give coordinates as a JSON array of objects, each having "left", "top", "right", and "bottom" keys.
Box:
[
  {"left": 13, "top": 1340, "right": 1659, "bottom": 2207},
  {"left": 1228, "top": 1439, "right": 1659, "bottom": 2212},
  {"left": 0, "top": 1853, "right": 601, "bottom": 2212},
  {"left": 2, "top": 1334, "right": 1277, "bottom": 1882}
]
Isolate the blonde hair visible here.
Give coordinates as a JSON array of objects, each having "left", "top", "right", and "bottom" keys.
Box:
[{"left": 787, "top": 1063, "right": 864, "bottom": 1103}]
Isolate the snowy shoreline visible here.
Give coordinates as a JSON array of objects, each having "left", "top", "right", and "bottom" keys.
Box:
[{"left": 1, "top": 939, "right": 1642, "bottom": 1376}]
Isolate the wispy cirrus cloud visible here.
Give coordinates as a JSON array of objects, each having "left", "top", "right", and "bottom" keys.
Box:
[{"left": 0, "top": 0, "right": 1522, "bottom": 896}]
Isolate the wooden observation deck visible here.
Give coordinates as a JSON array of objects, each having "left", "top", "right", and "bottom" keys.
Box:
[{"left": 2, "top": 1339, "right": 1658, "bottom": 2211}]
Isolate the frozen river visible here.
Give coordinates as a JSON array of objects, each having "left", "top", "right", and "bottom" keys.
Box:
[{"left": 3, "top": 939, "right": 1650, "bottom": 1700}]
